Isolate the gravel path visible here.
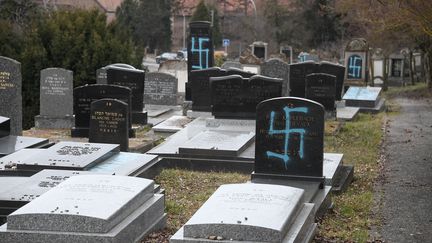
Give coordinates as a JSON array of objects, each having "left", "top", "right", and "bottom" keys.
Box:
[{"left": 375, "top": 97, "right": 432, "bottom": 242}]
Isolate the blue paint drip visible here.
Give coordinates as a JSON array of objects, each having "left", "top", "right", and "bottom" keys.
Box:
[
  {"left": 191, "top": 37, "right": 210, "bottom": 70},
  {"left": 266, "top": 106, "right": 308, "bottom": 169}
]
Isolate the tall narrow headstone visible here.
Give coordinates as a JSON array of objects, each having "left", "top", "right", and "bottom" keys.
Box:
[
  {"left": 89, "top": 99, "right": 129, "bottom": 152},
  {"left": 344, "top": 38, "right": 369, "bottom": 86},
  {"left": 0, "top": 56, "right": 22, "bottom": 135},
  {"left": 261, "top": 58, "right": 290, "bottom": 96},
  {"left": 96, "top": 67, "right": 107, "bottom": 84},
  {"left": 35, "top": 68, "right": 74, "bottom": 128},
  {"left": 305, "top": 73, "right": 337, "bottom": 115},
  {"left": 319, "top": 61, "right": 345, "bottom": 100},
  {"left": 106, "top": 66, "right": 147, "bottom": 124},
  {"left": 187, "top": 21, "right": 214, "bottom": 76},
  {"left": 254, "top": 97, "right": 324, "bottom": 178},
  {"left": 144, "top": 72, "right": 178, "bottom": 106},
  {"left": 72, "top": 84, "right": 133, "bottom": 138}
]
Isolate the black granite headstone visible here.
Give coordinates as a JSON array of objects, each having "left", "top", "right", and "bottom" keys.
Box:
[
  {"left": 0, "top": 116, "right": 10, "bottom": 138},
  {"left": 319, "top": 61, "right": 345, "bottom": 100},
  {"left": 190, "top": 67, "right": 227, "bottom": 111},
  {"left": 72, "top": 84, "right": 133, "bottom": 138},
  {"left": 254, "top": 97, "right": 324, "bottom": 178},
  {"left": 225, "top": 67, "right": 255, "bottom": 78},
  {"left": 289, "top": 62, "right": 318, "bottom": 98},
  {"left": 305, "top": 73, "right": 336, "bottom": 113},
  {"left": 89, "top": 99, "right": 129, "bottom": 152},
  {"left": 106, "top": 66, "right": 147, "bottom": 124},
  {"left": 210, "top": 75, "right": 282, "bottom": 119},
  {"left": 187, "top": 21, "right": 214, "bottom": 76},
  {"left": 0, "top": 56, "right": 22, "bottom": 135}
]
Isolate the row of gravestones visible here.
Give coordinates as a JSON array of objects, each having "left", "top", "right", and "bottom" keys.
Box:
[
  {"left": 0, "top": 96, "right": 338, "bottom": 242},
  {"left": 0, "top": 55, "right": 179, "bottom": 135}
]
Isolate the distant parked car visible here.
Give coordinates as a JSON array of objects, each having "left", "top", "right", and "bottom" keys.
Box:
[
  {"left": 156, "top": 52, "right": 178, "bottom": 64},
  {"left": 177, "top": 48, "right": 188, "bottom": 61}
]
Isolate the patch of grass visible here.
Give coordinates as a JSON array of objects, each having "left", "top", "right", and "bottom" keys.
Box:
[
  {"left": 384, "top": 82, "right": 431, "bottom": 99},
  {"left": 321, "top": 112, "right": 384, "bottom": 242},
  {"left": 155, "top": 169, "right": 249, "bottom": 232}
]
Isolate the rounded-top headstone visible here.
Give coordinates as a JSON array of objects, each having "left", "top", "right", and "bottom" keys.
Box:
[{"left": 255, "top": 97, "right": 324, "bottom": 178}]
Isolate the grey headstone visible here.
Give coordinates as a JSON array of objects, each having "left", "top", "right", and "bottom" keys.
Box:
[
  {"left": 96, "top": 68, "right": 107, "bottom": 84},
  {"left": 15, "top": 141, "right": 119, "bottom": 171},
  {"left": 182, "top": 183, "right": 304, "bottom": 242},
  {"left": 144, "top": 72, "right": 178, "bottom": 106},
  {"left": 39, "top": 68, "right": 73, "bottom": 117},
  {"left": 0, "top": 56, "right": 22, "bottom": 135},
  {"left": 261, "top": 58, "right": 290, "bottom": 96}
]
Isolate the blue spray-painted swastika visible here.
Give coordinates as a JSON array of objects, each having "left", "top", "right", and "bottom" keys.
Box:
[
  {"left": 348, "top": 55, "right": 362, "bottom": 78},
  {"left": 191, "top": 37, "right": 210, "bottom": 70},
  {"left": 266, "top": 106, "right": 309, "bottom": 169}
]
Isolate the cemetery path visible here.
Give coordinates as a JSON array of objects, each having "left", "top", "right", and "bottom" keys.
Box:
[{"left": 375, "top": 97, "right": 432, "bottom": 243}]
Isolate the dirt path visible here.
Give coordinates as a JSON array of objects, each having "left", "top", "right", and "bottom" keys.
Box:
[{"left": 375, "top": 97, "right": 432, "bottom": 242}]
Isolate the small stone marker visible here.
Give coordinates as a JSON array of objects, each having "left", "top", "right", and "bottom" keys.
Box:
[
  {"left": 172, "top": 183, "right": 311, "bottom": 242},
  {"left": 72, "top": 84, "right": 133, "bottom": 138},
  {"left": 106, "top": 66, "right": 147, "bottom": 124},
  {"left": 305, "top": 73, "right": 337, "bottom": 115},
  {"left": 210, "top": 75, "right": 282, "bottom": 119},
  {"left": 35, "top": 68, "right": 74, "bottom": 128},
  {"left": 261, "top": 58, "right": 290, "bottom": 96},
  {"left": 89, "top": 99, "right": 129, "bottom": 152},
  {"left": 96, "top": 67, "right": 107, "bottom": 84},
  {"left": 144, "top": 72, "right": 178, "bottom": 106},
  {"left": 0, "top": 175, "right": 166, "bottom": 242},
  {"left": 254, "top": 97, "right": 324, "bottom": 178},
  {"left": 0, "top": 116, "right": 10, "bottom": 138},
  {"left": 15, "top": 141, "right": 119, "bottom": 171},
  {"left": 0, "top": 56, "right": 22, "bottom": 135}
]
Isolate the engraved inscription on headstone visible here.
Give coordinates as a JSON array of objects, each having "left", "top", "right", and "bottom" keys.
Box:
[
  {"left": 89, "top": 99, "right": 129, "bottom": 152},
  {"left": 305, "top": 73, "right": 336, "bottom": 113},
  {"left": 144, "top": 72, "right": 178, "bottom": 106},
  {"left": 261, "top": 58, "right": 290, "bottom": 96},
  {"left": 0, "top": 56, "right": 22, "bottom": 135},
  {"left": 96, "top": 68, "right": 107, "bottom": 84},
  {"left": 190, "top": 67, "right": 227, "bottom": 111},
  {"left": 255, "top": 97, "right": 324, "bottom": 177}
]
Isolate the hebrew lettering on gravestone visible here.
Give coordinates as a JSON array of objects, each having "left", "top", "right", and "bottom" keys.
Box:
[
  {"left": 255, "top": 97, "right": 324, "bottom": 178},
  {"left": 89, "top": 99, "right": 129, "bottom": 152},
  {"left": 0, "top": 56, "right": 22, "bottom": 135}
]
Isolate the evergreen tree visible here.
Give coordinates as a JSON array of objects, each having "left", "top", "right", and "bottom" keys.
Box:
[{"left": 191, "top": 0, "right": 222, "bottom": 48}]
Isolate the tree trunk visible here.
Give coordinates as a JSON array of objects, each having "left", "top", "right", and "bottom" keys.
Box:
[
  {"left": 425, "top": 51, "right": 432, "bottom": 89},
  {"left": 409, "top": 51, "right": 415, "bottom": 85}
]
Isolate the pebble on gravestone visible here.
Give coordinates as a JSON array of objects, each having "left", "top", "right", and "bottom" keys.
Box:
[
  {"left": 35, "top": 68, "right": 74, "bottom": 129},
  {"left": 254, "top": 97, "right": 324, "bottom": 178},
  {"left": 89, "top": 99, "right": 129, "bottom": 152},
  {"left": 305, "top": 73, "right": 337, "bottom": 114},
  {"left": 144, "top": 72, "right": 178, "bottom": 106},
  {"left": 0, "top": 56, "right": 22, "bottom": 135},
  {"left": 261, "top": 58, "right": 290, "bottom": 96}
]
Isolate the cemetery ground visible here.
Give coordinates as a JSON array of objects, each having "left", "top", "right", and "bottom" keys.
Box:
[{"left": 142, "top": 83, "right": 431, "bottom": 243}]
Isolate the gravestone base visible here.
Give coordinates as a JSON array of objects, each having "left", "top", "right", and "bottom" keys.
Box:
[
  {"left": 251, "top": 174, "right": 332, "bottom": 218},
  {"left": 331, "top": 165, "right": 354, "bottom": 194},
  {"left": 324, "top": 110, "right": 337, "bottom": 120},
  {"left": 0, "top": 195, "right": 166, "bottom": 243},
  {"left": 132, "top": 111, "right": 148, "bottom": 125},
  {"left": 357, "top": 98, "right": 386, "bottom": 113},
  {"left": 71, "top": 127, "right": 136, "bottom": 138},
  {"left": 35, "top": 115, "right": 74, "bottom": 129}
]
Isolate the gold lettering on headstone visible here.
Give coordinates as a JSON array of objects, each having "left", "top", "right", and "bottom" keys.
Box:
[{"left": 92, "top": 109, "right": 125, "bottom": 134}]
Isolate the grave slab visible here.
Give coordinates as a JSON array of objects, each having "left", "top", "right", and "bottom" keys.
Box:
[
  {"left": 0, "top": 175, "right": 166, "bottom": 243},
  {"left": 343, "top": 86, "right": 383, "bottom": 108},
  {"left": 178, "top": 130, "right": 255, "bottom": 157},
  {"left": 16, "top": 141, "right": 119, "bottom": 171},
  {"left": 0, "top": 136, "right": 49, "bottom": 157},
  {"left": 171, "top": 183, "right": 317, "bottom": 243},
  {"left": 152, "top": 115, "right": 192, "bottom": 134},
  {"left": 336, "top": 106, "right": 360, "bottom": 121},
  {"left": 89, "top": 152, "right": 159, "bottom": 176}
]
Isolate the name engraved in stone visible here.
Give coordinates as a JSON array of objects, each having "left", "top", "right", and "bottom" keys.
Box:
[
  {"left": 56, "top": 146, "right": 101, "bottom": 156},
  {"left": 0, "top": 71, "right": 13, "bottom": 90},
  {"left": 42, "top": 74, "right": 67, "bottom": 96},
  {"left": 91, "top": 111, "right": 125, "bottom": 134}
]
